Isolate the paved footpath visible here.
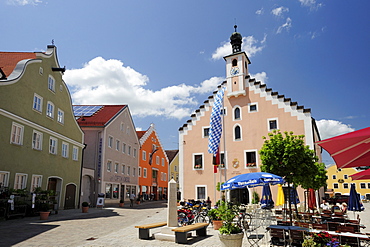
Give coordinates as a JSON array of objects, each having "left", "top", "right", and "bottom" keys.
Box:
[{"left": 0, "top": 201, "right": 369, "bottom": 247}]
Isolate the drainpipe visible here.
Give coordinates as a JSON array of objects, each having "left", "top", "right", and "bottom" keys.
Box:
[{"left": 78, "top": 143, "right": 87, "bottom": 209}]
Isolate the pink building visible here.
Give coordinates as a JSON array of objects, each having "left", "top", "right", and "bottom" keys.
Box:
[{"left": 179, "top": 27, "right": 322, "bottom": 205}]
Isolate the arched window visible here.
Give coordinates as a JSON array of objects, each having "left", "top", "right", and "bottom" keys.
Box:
[
  {"left": 234, "top": 126, "right": 241, "bottom": 140},
  {"left": 232, "top": 59, "right": 238, "bottom": 67},
  {"left": 234, "top": 107, "right": 240, "bottom": 120}
]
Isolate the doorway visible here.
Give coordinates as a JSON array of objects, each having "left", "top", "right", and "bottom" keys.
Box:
[{"left": 64, "top": 184, "right": 76, "bottom": 209}]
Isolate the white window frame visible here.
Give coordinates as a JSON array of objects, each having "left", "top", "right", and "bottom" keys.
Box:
[
  {"left": 46, "top": 101, "right": 54, "bottom": 119},
  {"left": 0, "top": 171, "right": 10, "bottom": 188},
  {"left": 138, "top": 167, "right": 141, "bottom": 177},
  {"left": 107, "top": 160, "right": 112, "bottom": 172},
  {"left": 32, "top": 130, "right": 43, "bottom": 150},
  {"left": 10, "top": 122, "right": 24, "bottom": 145},
  {"left": 233, "top": 124, "right": 242, "bottom": 141},
  {"left": 33, "top": 93, "right": 43, "bottom": 113},
  {"left": 162, "top": 158, "right": 164, "bottom": 166},
  {"left": 193, "top": 153, "right": 204, "bottom": 170},
  {"left": 127, "top": 166, "right": 130, "bottom": 176},
  {"left": 48, "top": 75, "right": 55, "bottom": 92},
  {"left": 333, "top": 183, "right": 339, "bottom": 189},
  {"left": 122, "top": 143, "right": 126, "bottom": 153},
  {"left": 332, "top": 175, "right": 337, "bottom": 179},
  {"left": 360, "top": 183, "right": 366, "bottom": 189},
  {"left": 31, "top": 175, "right": 42, "bottom": 192},
  {"left": 244, "top": 149, "right": 258, "bottom": 168},
  {"left": 57, "top": 109, "right": 64, "bottom": 124},
  {"left": 116, "top": 140, "right": 120, "bottom": 151},
  {"left": 121, "top": 164, "right": 125, "bottom": 175},
  {"left": 343, "top": 183, "right": 349, "bottom": 189},
  {"left": 143, "top": 151, "right": 146, "bottom": 161},
  {"left": 128, "top": 146, "right": 131, "bottom": 155},
  {"left": 248, "top": 102, "right": 258, "bottom": 113},
  {"left": 195, "top": 185, "right": 207, "bottom": 200},
  {"left": 120, "top": 122, "right": 124, "bottom": 131},
  {"left": 267, "top": 118, "right": 279, "bottom": 131},
  {"left": 61, "top": 142, "right": 69, "bottom": 158},
  {"left": 49, "top": 137, "right": 58, "bottom": 154},
  {"left": 156, "top": 156, "right": 159, "bottom": 165},
  {"left": 72, "top": 146, "right": 78, "bottom": 161},
  {"left": 221, "top": 107, "right": 227, "bottom": 116},
  {"left": 133, "top": 168, "right": 136, "bottom": 177},
  {"left": 108, "top": 136, "right": 113, "bottom": 148},
  {"left": 14, "top": 173, "right": 28, "bottom": 190},
  {"left": 202, "top": 126, "right": 210, "bottom": 138},
  {"left": 233, "top": 106, "right": 242, "bottom": 120},
  {"left": 143, "top": 168, "right": 147, "bottom": 178},
  {"left": 344, "top": 174, "right": 348, "bottom": 179},
  {"left": 133, "top": 148, "right": 137, "bottom": 158},
  {"left": 115, "top": 163, "right": 119, "bottom": 173}
]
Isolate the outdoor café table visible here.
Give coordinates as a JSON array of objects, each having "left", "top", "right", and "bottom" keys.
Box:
[{"left": 309, "top": 229, "right": 369, "bottom": 247}]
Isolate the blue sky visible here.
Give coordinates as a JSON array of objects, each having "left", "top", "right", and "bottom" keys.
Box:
[{"left": 2, "top": 0, "right": 369, "bottom": 164}]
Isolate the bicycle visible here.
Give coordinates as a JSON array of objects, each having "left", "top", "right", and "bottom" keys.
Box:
[{"left": 235, "top": 204, "right": 252, "bottom": 231}]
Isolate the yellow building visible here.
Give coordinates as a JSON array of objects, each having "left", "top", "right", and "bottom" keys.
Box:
[{"left": 326, "top": 164, "right": 370, "bottom": 200}]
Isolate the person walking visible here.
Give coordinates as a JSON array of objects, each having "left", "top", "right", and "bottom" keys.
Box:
[{"left": 129, "top": 192, "right": 136, "bottom": 207}]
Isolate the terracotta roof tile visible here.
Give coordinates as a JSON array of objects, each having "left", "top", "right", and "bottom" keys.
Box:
[
  {"left": 75, "top": 105, "right": 127, "bottom": 127},
  {"left": 0, "top": 52, "right": 36, "bottom": 77}
]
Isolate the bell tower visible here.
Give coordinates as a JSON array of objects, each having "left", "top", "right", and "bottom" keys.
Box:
[{"left": 224, "top": 25, "right": 251, "bottom": 98}]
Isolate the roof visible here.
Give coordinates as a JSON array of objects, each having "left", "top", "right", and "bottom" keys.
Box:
[
  {"left": 0, "top": 52, "right": 36, "bottom": 78},
  {"left": 74, "top": 105, "right": 127, "bottom": 127},
  {"left": 165, "top": 150, "right": 179, "bottom": 163},
  {"left": 136, "top": 130, "right": 146, "bottom": 139}
]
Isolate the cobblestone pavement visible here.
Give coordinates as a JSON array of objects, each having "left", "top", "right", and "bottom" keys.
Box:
[{"left": 0, "top": 201, "right": 369, "bottom": 247}]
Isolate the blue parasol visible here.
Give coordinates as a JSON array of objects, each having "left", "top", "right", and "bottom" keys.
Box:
[
  {"left": 221, "top": 172, "right": 284, "bottom": 190},
  {"left": 260, "top": 184, "right": 274, "bottom": 209},
  {"left": 348, "top": 184, "right": 364, "bottom": 215},
  {"left": 289, "top": 186, "right": 300, "bottom": 205}
]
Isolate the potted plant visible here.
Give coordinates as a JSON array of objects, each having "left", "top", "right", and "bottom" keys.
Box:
[
  {"left": 208, "top": 208, "right": 223, "bottom": 230},
  {"left": 81, "top": 201, "right": 89, "bottom": 213},
  {"left": 119, "top": 199, "right": 124, "bottom": 207},
  {"left": 39, "top": 203, "right": 50, "bottom": 220},
  {"left": 215, "top": 201, "right": 243, "bottom": 247}
]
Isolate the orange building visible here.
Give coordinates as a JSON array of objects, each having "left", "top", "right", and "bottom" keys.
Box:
[{"left": 137, "top": 124, "right": 169, "bottom": 201}]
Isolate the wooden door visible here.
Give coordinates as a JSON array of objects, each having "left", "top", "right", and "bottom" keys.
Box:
[{"left": 64, "top": 184, "right": 76, "bottom": 209}]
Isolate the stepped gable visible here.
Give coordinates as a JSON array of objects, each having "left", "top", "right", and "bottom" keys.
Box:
[
  {"left": 179, "top": 76, "right": 311, "bottom": 132},
  {"left": 137, "top": 123, "right": 169, "bottom": 162},
  {"left": 75, "top": 105, "right": 127, "bottom": 127}
]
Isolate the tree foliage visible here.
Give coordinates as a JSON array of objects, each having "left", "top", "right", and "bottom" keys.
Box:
[{"left": 259, "top": 130, "right": 326, "bottom": 189}]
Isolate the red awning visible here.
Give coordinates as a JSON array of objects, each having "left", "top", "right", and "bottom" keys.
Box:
[
  {"left": 316, "top": 127, "right": 370, "bottom": 169},
  {"left": 350, "top": 168, "right": 370, "bottom": 181}
]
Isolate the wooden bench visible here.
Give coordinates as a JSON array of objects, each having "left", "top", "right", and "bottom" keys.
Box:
[
  {"left": 172, "top": 223, "right": 209, "bottom": 244},
  {"left": 135, "top": 221, "right": 167, "bottom": 239}
]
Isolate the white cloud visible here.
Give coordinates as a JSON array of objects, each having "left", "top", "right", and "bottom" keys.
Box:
[
  {"left": 212, "top": 36, "right": 266, "bottom": 60},
  {"left": 271, "top": 6, "right": 289, "bottom": 17},
  {"left": 6, "top": 0, "right": 41, "bottom": 5},
  {"left": 255, "top": 8, "right": 264, "bottom": 15},
  {"left": 316, "top": 119, "right": 355, "bottom": 140},
  {"left": 298, "top": 0, "right": 323, "bottom": 10},
  {"left": 277, "top": 17, "right": 292, "bottom": 34},
  {"left": 64, "top": 57, "right": 224, "bottom": 120},
  {"left": 251, "top": 72, "right": 268, "bottom": 85}
]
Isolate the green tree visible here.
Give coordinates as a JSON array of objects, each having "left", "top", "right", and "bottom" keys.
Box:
[{"left": 259, "top": 130, "right": 326, "bottom": 213}]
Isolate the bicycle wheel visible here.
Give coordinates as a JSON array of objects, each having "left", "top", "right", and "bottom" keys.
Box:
[{"left": 178, "top": 212, "right": 189, "bottom": 226}]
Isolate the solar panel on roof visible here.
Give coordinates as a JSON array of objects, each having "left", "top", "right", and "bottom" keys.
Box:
[{"left": 73, "top": 105, "right": 103, "bottom": 117}]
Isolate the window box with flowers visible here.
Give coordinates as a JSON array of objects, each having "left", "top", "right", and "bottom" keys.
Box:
[
  {"left": 246, "top": 162, "right": 256, "bottom": 168},
  {"left": 194, "top": 164, "right": 203, "bottom": 170}
]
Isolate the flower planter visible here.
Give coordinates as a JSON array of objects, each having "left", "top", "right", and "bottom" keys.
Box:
[
  {"left": 82, "top": 206, "right": 89, "bottom": 213},
  {"left": 119, "top": 202, "right": 124, "bottom": 208},
  {"left": 212, "top": 220, "right": 223, "bottom": 230},
  {"left": 218, "top": 232, "right": 244, "bottom": 247},
  {"left": 39, "top": 211, "right": 50, "bottom": 220}
]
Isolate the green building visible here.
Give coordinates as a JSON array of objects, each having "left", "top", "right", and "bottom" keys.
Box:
[{"left": 0, "top": 45, "right": 84, "bottom": 209}]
